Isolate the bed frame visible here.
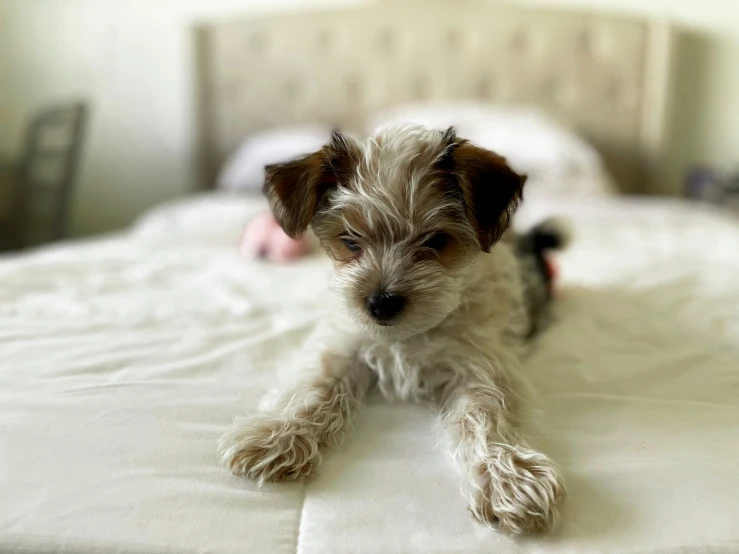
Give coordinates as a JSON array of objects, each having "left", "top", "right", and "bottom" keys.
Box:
[{"left": 195, "top": 1, "right": 673, "bottom": 194}]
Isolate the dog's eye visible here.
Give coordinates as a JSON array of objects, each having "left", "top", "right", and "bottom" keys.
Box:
[
  {"left": 422, "top": 232, "right": 449, "bottom": 252},
  {"left": 341, "top": 237, "right": 362, "bottom": 252}
]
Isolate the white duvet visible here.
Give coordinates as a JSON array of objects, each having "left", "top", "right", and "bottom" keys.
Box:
[{"left": 1, "top": 193, "right": 738, "bottom": 554}]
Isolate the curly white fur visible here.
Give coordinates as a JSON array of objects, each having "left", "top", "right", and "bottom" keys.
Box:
[{"left": 220, "top": 125, "right": 566, "bottom": 535}]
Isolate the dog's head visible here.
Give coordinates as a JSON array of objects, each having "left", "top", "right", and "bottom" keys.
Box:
[{"left": 264, "top": 125, "right": 526, "bottom": 338}]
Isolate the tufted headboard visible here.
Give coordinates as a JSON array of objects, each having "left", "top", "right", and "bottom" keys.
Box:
[{"left": 195, "top": 1, "right": 673, "bottom": 193}]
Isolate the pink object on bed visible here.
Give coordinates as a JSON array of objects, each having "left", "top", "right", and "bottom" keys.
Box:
[{"left": 239, "top": 212, "right": 310, "bottom": 262}]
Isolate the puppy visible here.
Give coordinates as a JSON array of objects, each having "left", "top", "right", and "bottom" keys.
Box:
[{"left": 219, "top": 125, "right": 566, "bottom": 535}]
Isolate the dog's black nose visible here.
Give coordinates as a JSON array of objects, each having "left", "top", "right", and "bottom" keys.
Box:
[{"left": 367, "top": 293, "right": 405, "bottom": 322}]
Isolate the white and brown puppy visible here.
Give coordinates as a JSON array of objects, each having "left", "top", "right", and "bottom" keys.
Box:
[{"left": 219, "top": 125, "right": 566, "bottom": 535}]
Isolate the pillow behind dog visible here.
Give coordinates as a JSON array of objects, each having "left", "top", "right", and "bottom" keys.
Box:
[
  {"left": 369, "top": 102, "right": 618, "bottom": 199},
  {"left": 217, "top": 125, "right": 333, "bottom": 192}
]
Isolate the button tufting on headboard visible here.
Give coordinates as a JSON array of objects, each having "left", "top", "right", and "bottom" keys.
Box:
[
  {"left": 247, "top": 32, "right": 267, "bottom": 54},
  {"left": 379, "top": 27, "right": 399, "bottom": 55},
  {"left": 446, "top": 28, "right": 462, "bottom": 51},
  {"left": 317, "top": 28, "right": 333, "bottom": 50},
  {"left": 510, "top": 29, "right": 529, "bottom": 54},
  {"left": 283, "top": 79, "right": 301, "bottom": 101},
  {"left": 345, "top": 76, "right": 362, "bottom": 103},
  {"left": 411, "top": 76, "right": 430, "bottom": 100},
  {"left": 541, "top": 76, "right": 572, "bottom": 109},
  {"left": 475, "top": 78, "right": 495, "bottom": 100},
  {"left": 607, "top": 77, "right": 622, "bottom": 104},
  {"left": 579, "top": 28, "right": 593, "bottom": 54}
]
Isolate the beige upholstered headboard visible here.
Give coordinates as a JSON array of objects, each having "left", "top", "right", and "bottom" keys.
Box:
[{"left": 195, "top": 1, "right": 673, "bottom": 193}]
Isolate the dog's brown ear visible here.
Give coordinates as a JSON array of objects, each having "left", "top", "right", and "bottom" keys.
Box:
[
  {"left": 440, "top": 127, "right": 526, "bottom": 252},
  {"left": 263, "top": 131, "right": 356, "bottom": 237}
]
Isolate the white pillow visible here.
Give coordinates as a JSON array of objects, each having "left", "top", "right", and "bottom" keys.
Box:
[
  {"left": 217, "top": 125, "right": 333, "bottom": 191},
  {"left": 369, "top": 102, "right": 617, "bottom": 198}
]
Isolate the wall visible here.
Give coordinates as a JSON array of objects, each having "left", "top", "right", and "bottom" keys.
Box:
[{"left": 1, "top": 0, "right": 737, "bottom": 235}]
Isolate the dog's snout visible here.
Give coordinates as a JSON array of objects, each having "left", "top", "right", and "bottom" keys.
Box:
[{"left": 367, "top": 293, "right": 405, "bottom": 322}]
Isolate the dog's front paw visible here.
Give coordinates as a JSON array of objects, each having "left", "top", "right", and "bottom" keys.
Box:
[
  {"left": 219, "top": 417, "right": 320, "bottom": 484},
  {"left": 471, "top": 446, "right": 566, "bottom": 535}
]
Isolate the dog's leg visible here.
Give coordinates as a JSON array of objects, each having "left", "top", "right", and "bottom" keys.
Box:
[
  {"left": 438, "top": 374, "right": 565, "bottom": 534},
  {"left": 219, "top": 352, "right": 370, "bottom": 484}
]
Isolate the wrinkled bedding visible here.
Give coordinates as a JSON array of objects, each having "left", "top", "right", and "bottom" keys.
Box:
[{"left": 1, "top": 193, "right": 738, "bottom": 554}]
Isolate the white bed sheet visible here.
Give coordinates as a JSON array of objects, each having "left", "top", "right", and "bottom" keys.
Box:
[{"left": 1, "top": 193, "right": 738, "bottom": 554}]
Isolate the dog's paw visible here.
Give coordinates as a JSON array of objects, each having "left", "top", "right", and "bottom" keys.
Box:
[
  {"left": 470, "top": 446, "right": 566, "bottom": 535},
  {"left": 219, "top": 417, "right": 320, "bottom": 484}
]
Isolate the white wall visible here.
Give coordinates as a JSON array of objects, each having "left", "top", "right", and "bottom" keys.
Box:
[{"left": 1, "top": 0, "right": 738, "bottom": 235}]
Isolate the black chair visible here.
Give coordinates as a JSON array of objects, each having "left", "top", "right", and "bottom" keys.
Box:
[{"left": 0, "top": 101, "right": 88, "bottom": 250}]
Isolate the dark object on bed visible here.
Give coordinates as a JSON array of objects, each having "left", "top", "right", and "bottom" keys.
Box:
[
  {"left": 685, "top": 166, "right": 739, "bottom": 214},
  {"left": 0, "top": 101, "right": 88, "bottom": 251}
]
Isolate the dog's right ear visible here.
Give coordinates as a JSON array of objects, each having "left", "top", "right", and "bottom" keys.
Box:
[{"left": 263, "top": 131, "right": 356, "bottom": 237}]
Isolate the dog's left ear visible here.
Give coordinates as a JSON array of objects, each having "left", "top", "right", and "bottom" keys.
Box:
[
  {"left": 263, "top": 131, "right": 357, "bottom": 237},
  {"left": 439, "top": 127, "right": 527, "bottom": 252}
]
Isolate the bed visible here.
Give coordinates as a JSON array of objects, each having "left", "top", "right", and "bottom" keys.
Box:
[{"left": 2, "top": 2, "right": 739, "bottom": 554}]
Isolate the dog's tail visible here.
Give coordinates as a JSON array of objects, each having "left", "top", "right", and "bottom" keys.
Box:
[
  {"left": 516, "top": 217, "right": 572, "bottom": 338},
  {"left": 523, "top": 217, "right": 572, "bottom": 254}
]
